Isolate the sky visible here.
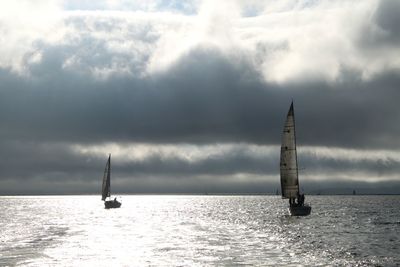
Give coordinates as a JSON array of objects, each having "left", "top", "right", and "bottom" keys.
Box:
[{"left": 1, "top": 0, "right": 400, "bottom": 195}]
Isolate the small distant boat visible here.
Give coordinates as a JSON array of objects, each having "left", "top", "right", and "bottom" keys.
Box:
[
  {"left": 280, "top": 102, "right": 311, "bottom": 216},
  {"left": 101, "top": 154, "right": 121, "bottom": 209}
]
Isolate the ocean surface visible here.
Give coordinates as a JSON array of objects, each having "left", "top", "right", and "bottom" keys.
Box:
[{"left": 0, "top": 195, "right": 399, "bottom": 266}]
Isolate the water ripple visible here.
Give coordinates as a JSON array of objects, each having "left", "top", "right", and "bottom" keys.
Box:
[{"left": 0, "top": 195, "right": 399, "bottom": 266}]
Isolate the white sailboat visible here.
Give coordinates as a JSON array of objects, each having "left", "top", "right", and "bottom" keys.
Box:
[
  {"left": 101, "top": 154, "right": 121, "bottom": 209},
  {"left": 280, "top": 102, "right": 311, "bottom": 216}
]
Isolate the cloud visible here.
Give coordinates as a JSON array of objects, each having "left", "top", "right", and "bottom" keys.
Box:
[
  {"left": 1, "top": 48, "right": 400, "bottom": 148},
  {"left": 0, "top": 0, "right": 400, "bottom": 194},
  {"left": 1, "top": 140, "right": 399, "bottom": 194},
  {"left": 0, "top": 1, "right": 64, "bottom": 72},
  {"left": 63, "top": 0, "right": 200, "bottom": 14},
  {"left": 373, "top": 0, "right": 400, "bottom": 43},
  {"left": 2, "top": 0, "right": 399, "bottom": 81}
]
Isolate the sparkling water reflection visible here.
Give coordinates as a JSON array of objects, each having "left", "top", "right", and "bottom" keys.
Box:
[{"left": 0, "top": 195, "right": 399, "bottom": 266}]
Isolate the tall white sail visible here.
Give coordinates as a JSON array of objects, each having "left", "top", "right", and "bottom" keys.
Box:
[
  {"left": 101, "top": 155, "right": 111, "bottom": 201},
  {"left": 280, "top": 102, "right": 299, "bottom": 199}
]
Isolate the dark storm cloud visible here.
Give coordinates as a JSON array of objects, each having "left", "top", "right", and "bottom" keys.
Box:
[
  {"left": 299, "top": 151, "right": 400, "bottom": 178},
  {"left": 374, "top": 0, "right": 400, "bottom": 42},
  {"left": 0, "top": 141, "right": 97, "bottom": 180},
  {"left": 293, "top": 71, "right": 400, "bottom": 149},
  {"left": 1, "top": 45, "right": 400, "bottom": 149},
  {"left": 1, "top": 0, "right": 400, "bottom": 195},
  {"left": 1, "top": 137, "right": 399, "bottom": 195}
]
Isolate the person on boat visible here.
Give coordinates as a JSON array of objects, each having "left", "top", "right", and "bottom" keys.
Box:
[
  {"left": 295, "top": 193, "right": 301, "bottom": 206},
  {"left": 114, "top": 197, "right": 117, "bottom": 202},
  {"left": 289, "top": 197, "right": 296, "bottom": 206},
  {"left": 297, "top": 194, "right": 304, "bottom": 206}
]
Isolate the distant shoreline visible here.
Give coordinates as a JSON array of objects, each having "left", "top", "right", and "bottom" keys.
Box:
[{"left": 1, "top": 193, "right": 399, "bottom": 196}]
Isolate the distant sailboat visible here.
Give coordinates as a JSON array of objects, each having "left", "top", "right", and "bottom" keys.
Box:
[
  {"left": 101, "top": 154, "right": 121, "bottom": 209},
  {"left": 280, "top": 102, "right": 311, "bottom": 216}
]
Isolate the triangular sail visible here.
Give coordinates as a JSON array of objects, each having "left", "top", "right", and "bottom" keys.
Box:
[
  {"left": 101, "top": 155, "right": 111, "bottom": 201},
  {"left": 280, "top": 102, "right": 299, "bottom": 198}
]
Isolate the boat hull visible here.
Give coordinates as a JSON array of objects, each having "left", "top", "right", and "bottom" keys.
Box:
[
  {"left": 104, "top": 200, "right": 121, "bottom": 209},
  {"left": 289, "top": 205, "right": 311, "bottom": 216}
]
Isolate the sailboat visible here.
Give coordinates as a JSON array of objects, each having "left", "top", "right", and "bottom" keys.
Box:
[
  {"left": 101, "top": 154, "right": 121, "bottom": 209},
  {"left": 280, "top": 102, "right": 311, "bottom": 216}
]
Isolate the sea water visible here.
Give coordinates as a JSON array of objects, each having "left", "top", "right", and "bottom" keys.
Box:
[{"left": 0, "top": 195, "right": 399, "bottom": 266}]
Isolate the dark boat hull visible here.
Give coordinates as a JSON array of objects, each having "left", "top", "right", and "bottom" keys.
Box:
[
  {"left": 289, "top": 204, "right": 311, "bottom": 216},
  {"left": 104, "top": 200, "right": 121, "bottom": 209}
]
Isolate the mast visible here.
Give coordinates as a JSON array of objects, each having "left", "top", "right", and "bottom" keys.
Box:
[
  {"left": 292, "top": 102, "right": 300, "bottom": 193},
  {"left": 280, "top": 101, "right": 300, "bottom": 199},
  {"left": 101, "top": 154, "right": 111, "bottom": 201},
  {"left": 108, "top": 154, "right": 111, "bottom": 198}
]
